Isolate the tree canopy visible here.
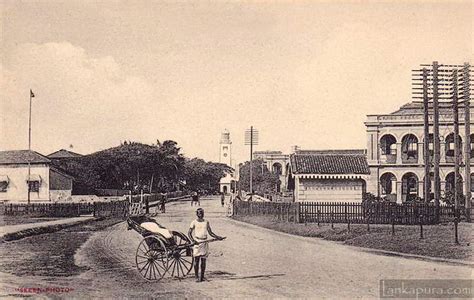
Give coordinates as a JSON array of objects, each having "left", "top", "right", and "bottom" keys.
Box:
[
  {"left": 52, "top": 140, "right": 230, "bottom": 195},
  {"left": 238, "top": 158, "right": 280, "bottom": 195}
]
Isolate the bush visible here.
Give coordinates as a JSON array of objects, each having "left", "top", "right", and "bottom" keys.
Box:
[{"left": 441, "top": 190, "right": 465, "bottom": 206}]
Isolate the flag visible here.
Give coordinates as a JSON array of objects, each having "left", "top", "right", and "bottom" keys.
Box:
[{"left": 30, "top": 89, "right": 35, "bottom": 98}]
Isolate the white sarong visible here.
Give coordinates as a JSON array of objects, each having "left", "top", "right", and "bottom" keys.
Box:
[
  {"left": 190, "top": 219, "right": 210, "bottom": 257},
  {"left": 193, "top": 238, "right": 209, "bottom": 257}
]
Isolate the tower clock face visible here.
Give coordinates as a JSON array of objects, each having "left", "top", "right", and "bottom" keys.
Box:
[{"left": 223, "top": 153, "right": 228, "bottom": 157}]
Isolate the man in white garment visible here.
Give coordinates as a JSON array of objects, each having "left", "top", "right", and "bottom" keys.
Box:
[{"left": 188, "top": 208, "right": 224, "bottom": 282}]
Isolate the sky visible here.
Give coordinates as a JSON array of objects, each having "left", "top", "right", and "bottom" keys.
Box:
[{"left": 1, "top": 1, "right": 472, "bottom": 164}]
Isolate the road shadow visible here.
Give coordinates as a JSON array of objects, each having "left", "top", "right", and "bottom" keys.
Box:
[{"left": 206, "top": 270, "right": 285, "bottom": 281}]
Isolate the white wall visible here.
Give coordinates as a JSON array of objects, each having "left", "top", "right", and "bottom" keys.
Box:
[
  {"left": 50, "top": 190, "right": 72, "bottom": 202},
  {"left": 0, "top": 164, "right": 50, "bottom": 202},
  {"left": 296, "top": 179, "right": 364, "bottom": 202}
]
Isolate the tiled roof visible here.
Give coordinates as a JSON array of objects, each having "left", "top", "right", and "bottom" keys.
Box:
[
  {"left": 0, "top": 150, "right": 51, "bottom": 165},
  {"left": 295, "top": 149, "right": 366, "bottom": 155},
  {"left": 48, "top": 149, "right": 82, "bottom": 159},
  {"left": 290, "top": 152, "right": 370, "bottom": 175},
  {"left": 389, "top": 101, "right": 473, "bottom": 116}
]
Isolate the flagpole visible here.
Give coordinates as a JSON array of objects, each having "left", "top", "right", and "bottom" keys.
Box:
[{"left": 27, "top": 89, "right": 32, "bottom": 204}]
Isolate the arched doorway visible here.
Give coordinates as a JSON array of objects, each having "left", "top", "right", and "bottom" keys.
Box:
[
  {"left": 272, "top": 163, "right": 282, "bottom": 175},
  {"left": 401, "top": 134, "right": 418, "bottom": 163},
  {"left": 223, "top": 185, "right": 228, "bottom": 194},
  {"left": 402, "top": 172, "right": 419, "bottom": 202},
  {"left": 445, "top": 172, "right": 463, "bottom": 194},
  {"left": 380, "top": 173, "right": 397, "bottom": 202},
  {"left": 380, "top": 134, "right": 397, "bottom": 163}
]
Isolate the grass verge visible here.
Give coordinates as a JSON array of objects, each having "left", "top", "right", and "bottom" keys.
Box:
[{"left": 233, "top": 215, "right": 473, "bottom": 261}]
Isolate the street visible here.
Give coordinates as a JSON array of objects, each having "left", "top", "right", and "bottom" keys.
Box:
[{"left": 1, "top": 196, "right": 471, "bottom": 299}]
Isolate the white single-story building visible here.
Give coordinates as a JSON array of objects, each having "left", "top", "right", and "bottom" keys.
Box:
[
  {"left": 288, "top": 150, "right": 370, "bottom": 202},
  {"left": 0, "top": 150, "right": 74, "bottom": 202}
]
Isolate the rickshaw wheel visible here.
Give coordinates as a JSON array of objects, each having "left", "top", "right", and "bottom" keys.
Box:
[
  {"left": 167, "top": 231, "right": 194, "bottom": 278},
  {"left": 135, "top": 236, "right": 168, "bottom": 281}
]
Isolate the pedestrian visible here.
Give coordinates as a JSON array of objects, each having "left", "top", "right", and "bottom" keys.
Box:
[
  {"left": 191, "top": 191, "right": 198, "bottom": 206},
  {"left": 160, "top": 196, "right": 166, "bottom": 213},
  {"left": 188, "top": 208, "right": 225, "bottom": 282},
  {"left": 220, "top": 192, "right": 225, "bottom": 207}
]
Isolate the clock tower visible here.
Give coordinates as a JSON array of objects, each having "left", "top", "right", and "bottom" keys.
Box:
[
  {"left": 219, "top": 129, "right": 234, "bottom": 194},
  {"left": 219, "top": 129, "right": 232, "bottom": 167}
]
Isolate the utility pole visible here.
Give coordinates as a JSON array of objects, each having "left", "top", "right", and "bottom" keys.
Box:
[
  {"left": 422, "top": 68, "right": 431, "bottom": 203},
  {"left": 432, "top": 61, "right": 441, "bottom": 214},
  {"left": 245, "top": 127, "right": 259, "bottom": 200},
  {"left": 462, "top": 63, "right": 472, "bottom": 221},
  {"left": 27, "top": 89, "right": 34, "bottom": 205},
  {"left": 250, "top": 126, "right": 253, "bottom": 196},
  {"left": 452, "top": 69, "right": 460, "bottom": 211}
]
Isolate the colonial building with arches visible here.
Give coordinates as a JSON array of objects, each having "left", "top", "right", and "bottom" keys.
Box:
[
  {"left": 253, "top": 151, "right": 290, "bottom": 192},
  {"left": 365, "top": 101, "right": 474, "bottom": 204}
]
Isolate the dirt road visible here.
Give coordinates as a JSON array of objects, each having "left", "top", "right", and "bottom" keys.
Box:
[
  {"left": 71, "top": 196, "right": 471, "bottom": 298},
  {"left": 1, "top": 196, "right": 471, "bottom": 298}
]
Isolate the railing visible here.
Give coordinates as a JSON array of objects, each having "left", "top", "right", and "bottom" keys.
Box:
[
  {"left": 232, "top": 200, "right": 463, "bottom": 225},
  {"left": 129, "top": 191, "right": 191, "bottom": 215},
  {"left": 1, "top": 200, "right": 129, "bottom": 218}
]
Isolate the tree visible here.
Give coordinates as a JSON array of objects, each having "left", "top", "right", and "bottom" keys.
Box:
[
  {"left": 183, "top": 158, "right": 232, "bottom": 193},
  {"left": 52, "top": 140, "right": 186, "bottom": 194},
  {"left": 52, "top": 140, "right": 234, "bottom": 195},
  {"left": 239, "top": 159, "right": 280, "bottom": 195}
]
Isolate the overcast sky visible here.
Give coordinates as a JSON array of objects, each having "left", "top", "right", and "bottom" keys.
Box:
[{"left": 1, "top": 1, "right": 472, "bottom": 163}]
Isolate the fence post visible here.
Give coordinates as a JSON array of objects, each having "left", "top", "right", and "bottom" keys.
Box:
[
  {"left": 330, "top": 212, "right": 334, "bottom": 229},
  {"left": 366, "top": 213, "right": 370, "bottom": 232},
  {"left": 391, "top": 213, "right": 395, "bottom": 236},
  {"left": 295, "top": 202, "right": 300, "bottom": 223},
  {"left": 345, "top": 203, "right": 348, "bottom": 223},
  {"left": 347, "top": 219, "right": 351, "bottom": 232},
  {"left": 317, "top": 209, "right": 321, "bottom": 227},
  {"left": 454, "top": 209, "right": 460, "bottom": 245},
  {"left": 419, "top": 214, "right": 424, "bottom": 239}
]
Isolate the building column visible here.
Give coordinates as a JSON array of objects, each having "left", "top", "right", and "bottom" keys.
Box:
[
  {"left": 418, "top": 180, "right": 424, "bottom": 199},
  {"left": 396, "top": 143, "right": 402, "bottom": 164},
  {"left": 440, "top": 140, "right": 446, "bottom": 163},
  {"left": 417, "top": 142, "right": 424, "bottom": 164},
  {"left": 396, "top": 181, "right": 403, "bottom": 204},
  {"left": 440, "top": 181, "right": 446, "bottom": 198}
]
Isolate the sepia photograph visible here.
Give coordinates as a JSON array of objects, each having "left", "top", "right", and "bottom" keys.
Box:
[{"left": 0, "top": 0, "right": 472, "bottom": 298}]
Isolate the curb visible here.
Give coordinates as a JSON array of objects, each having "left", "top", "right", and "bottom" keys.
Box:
[
  {"left": 226, "top": 217, "right": 473, "bottom": 267},
  {"left": 0, "top": 217, "right": 99, "bottom": 243}
]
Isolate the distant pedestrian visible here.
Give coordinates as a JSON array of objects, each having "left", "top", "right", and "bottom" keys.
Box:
[
  {"left": 160, "top": 196, "right": 166, "bottom": 213},
  {"left": 220, "top": 192, "right": 225, "bottom": 207},
  {"left": 191, "top": 192, "right": 200, "bottom": 206}
]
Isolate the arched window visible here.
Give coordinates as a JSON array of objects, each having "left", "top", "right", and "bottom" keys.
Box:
[
  {"left": 401, "top": 134, "right": 418, "bottom": 163},
  {"left": 445, "top": 133, "right": 462, "bottom": 161},
  {"left": 445, "top": 172, "right": 456, "bottom": 193},
  {"left": 380, "top": 134, "right": 397, "bottom": 155}
]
